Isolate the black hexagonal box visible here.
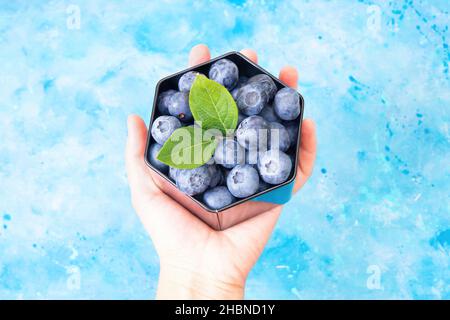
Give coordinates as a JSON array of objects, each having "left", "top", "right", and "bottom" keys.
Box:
[{"left": 144, "top": 51, "right": 304, "bottom": 230}]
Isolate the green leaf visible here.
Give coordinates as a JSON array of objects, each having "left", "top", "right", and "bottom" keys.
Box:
[
  {"left": 189, "top": 74, "right": 238, "bottom": 135},
  {"left": 156, "top": 126, "right": 218, "bottom": 169}
]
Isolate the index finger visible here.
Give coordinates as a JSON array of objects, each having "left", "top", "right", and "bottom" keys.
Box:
[
  {"left": 279, "top": 66, "right": 298, "bottom": 89},
  {"left": 188, "top": 44, "right": 211, "bottom": 67}
]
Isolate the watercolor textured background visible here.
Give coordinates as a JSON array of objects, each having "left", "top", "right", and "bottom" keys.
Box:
[{"left": 0, "top": 0, "right": 449, "bottom": 299}]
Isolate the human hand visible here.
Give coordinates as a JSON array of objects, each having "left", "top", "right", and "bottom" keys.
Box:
[{"left": 125, "top": 44, "right": 317, "bottom": 299}]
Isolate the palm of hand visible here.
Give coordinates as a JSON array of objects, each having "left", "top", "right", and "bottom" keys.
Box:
[{"left": 126, "top": 45, "right": 316, "bottom": 299}]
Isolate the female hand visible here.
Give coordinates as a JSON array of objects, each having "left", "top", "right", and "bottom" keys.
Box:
[{"left": 126, "top": 44, "right": 317, "bottom": 299}]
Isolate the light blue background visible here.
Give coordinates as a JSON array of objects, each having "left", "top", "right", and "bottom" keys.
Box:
[{"left": 0, "top": 0, "right": 449, "bottom": 299}]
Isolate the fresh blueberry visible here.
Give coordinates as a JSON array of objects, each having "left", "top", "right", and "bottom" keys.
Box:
[
  {"left": 148, "top": 143, "right": 169, "bottom": 173},
  {"left": 157, "top": 89, "right": 177, "bottom": 115},
  {"left": 260, "top": 105, "right": 280, "bottom": 122},
  {"left": 237, "top": 76, "right": 249, "bottom": 86},
  {"left": 273, "top": 87, "right": 300, "bottom": 120},
  {"left": 207, "top": 164, "right": 223, "bottom": 188},
  {"left": 206, "top": 156, "right": 215, "bottom": 165},
  {"left": 245, "top": 149, "right": 262, "bottom": 168},
  {"left": 214, "top": 138, "right": 245, "bottom": 169},
  {"left": 268, "top": 122, "right": 290, "bottom": 152},
  {"left": 151, "top": 115, "right": 182, "bottom": 145},
  {"left": 169, "top": 167, "right": 180, "bottom": 181},
  {"left": 283, "top": 121, "right": 299, "bottom": 148},
  {"left": 178, "top": 71, "right": 202, "bottom": 92},
  {"left": 236, "top": 82, "right": 268, "bottom": 116},
  {"left": 258, "top": 149, "right": 293, "bottom": 184},
  {"left": 168, "top": 91, "right": 193, "bottom": 122},
  {"left": 247, "top": 74, "right": 277, "bottom": 100},
  {"left": 236, "top": 115, "right": 269, "bottom": 150},
  {"left": 237, "top": 112, "right": 246, "bottom": 126},
  {"left": 231, "top": 76, "right": 248, "bottom": 100},
  {"left": 231, "top": 88, "right": 239, "bottom": 101},
  {"left": 209, "top": 59, "right": 239, "bottom": 90},
  {"left": 226, "top": 164, "right": 259, "bottom": 198},
  {"left": 176, "top": 165, "right": 211, "bottom": 196},
  {"left": 203, "top": 186, "right": 236, "bottom": 210}
]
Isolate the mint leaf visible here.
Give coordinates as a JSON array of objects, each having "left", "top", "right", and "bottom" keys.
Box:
[
  {"left": 156, "top": 126, "right": 218, "bottom": 169},
  {"left": 189, "top": 75, "right": 238, "bottom": 135}
]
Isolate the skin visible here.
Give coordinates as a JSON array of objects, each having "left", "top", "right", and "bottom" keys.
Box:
[{"left": 126, "top": 44, "right": 317, "bottom": 299}]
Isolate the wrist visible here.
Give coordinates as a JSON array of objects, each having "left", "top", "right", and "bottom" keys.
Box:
[{"left": 156, "top": 263, "right": 245, "bottom": 300}]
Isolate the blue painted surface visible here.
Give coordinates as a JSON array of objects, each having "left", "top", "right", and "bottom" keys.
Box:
[{"left": 0, "top": 0, "right": 449, "bottom": 299}]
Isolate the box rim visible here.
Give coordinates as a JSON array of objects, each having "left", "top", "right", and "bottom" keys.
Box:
[{"left": 144, "top": 51, "right": 305, "bottom": 213}]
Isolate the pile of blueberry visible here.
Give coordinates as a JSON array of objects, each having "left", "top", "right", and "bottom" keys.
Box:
[{"left": 148, "top": 58, "right": 301, "bottom": 211}]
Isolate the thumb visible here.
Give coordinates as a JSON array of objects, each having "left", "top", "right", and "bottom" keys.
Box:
[
  {"left": 125, "top": 114, "right": 160, "bottom": 199},
  {"left": 126, "top": 114, "right": 148, "bottom": 160}
]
